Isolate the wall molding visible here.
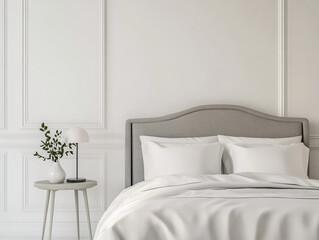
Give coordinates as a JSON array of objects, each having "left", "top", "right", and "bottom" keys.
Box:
[
  {"left": 21, "top": 0, "right": 106, "bottom": 129},
  {"left": 0, "top": 153, "right": 7, "bottom": 212},
  {"left": 0, "top": 0, "right": 5, "bottom": 129},
  {"left": 276, "top": 1, "right": 319, "bottom": 140},
  {"left": 21, "top": 152, "right": 107, "bottom": 212},
  {"left": 0, "top": 133, "right": 125, "bottom": 149},
  {"left": 0, "top": 222, "right": 98, "bottom": 240},
  {"left": 277, "top": 0, "right": 285, "bottom": 117},
  {"left": 309, "top": 137, "right": 319, "bottom": 149}
]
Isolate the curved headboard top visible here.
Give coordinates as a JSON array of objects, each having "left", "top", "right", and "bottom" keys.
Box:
[{"left": 125, "top": 105, "right": 309, "bottom": 187}]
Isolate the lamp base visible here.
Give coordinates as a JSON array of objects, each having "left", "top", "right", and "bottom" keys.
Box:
[{"left": 67, "top": 178, "right": 86, "bottom": 183}]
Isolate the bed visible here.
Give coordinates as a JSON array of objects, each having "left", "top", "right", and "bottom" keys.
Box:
[{"left": 94, "top": 105, "right": 319, "bottom": 240}]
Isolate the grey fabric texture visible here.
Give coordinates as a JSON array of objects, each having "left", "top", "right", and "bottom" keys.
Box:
[{"left": 125, "top": 105, "right": 309, "bottom": 187}]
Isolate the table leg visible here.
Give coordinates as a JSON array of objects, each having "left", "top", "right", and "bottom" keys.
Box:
[
  {"left": 74, "top": 190, "right": 80, "bottom": 240},
  {"left": 48, "top": 190, "right": 55, "bottom": 240},
  {"left": 82, "top": 189, "right": 93, "bottom": 240},
  {"left": 41, "top": 190, "right": 50, "bottom": 240}
]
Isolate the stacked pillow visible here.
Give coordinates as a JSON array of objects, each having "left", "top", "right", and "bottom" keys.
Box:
[
  {"left": 140, "top": 136, "right": 222, "bottom": 180},
  {"left": 140, "top": 135, "right": 309, "bottom": 180},
  {"left": 217, "top": 135, "right": 304, "bottom": 174}
]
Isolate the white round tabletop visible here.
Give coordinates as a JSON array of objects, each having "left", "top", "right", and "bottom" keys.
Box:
[{"left": 34, "top": 180, "right": 97, "bottom": 190}]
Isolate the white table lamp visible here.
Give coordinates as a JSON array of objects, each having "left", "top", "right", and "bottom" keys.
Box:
[{"left": 66, "top": 127, "right": 89, "bottom": 183}]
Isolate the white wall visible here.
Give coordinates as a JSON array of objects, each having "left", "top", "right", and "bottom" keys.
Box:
[{"left": 1, "top": 0, "right": 319, "bottom": 239}]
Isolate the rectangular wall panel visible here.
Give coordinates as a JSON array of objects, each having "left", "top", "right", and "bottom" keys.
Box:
[
  {"left": 106, "top": 0, "right": 279, "bottom": 132},
  {"left": 0, "top": 153, "right": 6, "bottom": 212},
  {"left": 287, "top": 1, "right": 319, "bottom": 136},
  {"left": 22, "top": 0, "right": 105, "bottom": 128},
  {"left": 0, "top": 0, "right": 4, "bottom": 129},
  {"left": 22, "top": 152, "right": 106, "bottom": 213}
]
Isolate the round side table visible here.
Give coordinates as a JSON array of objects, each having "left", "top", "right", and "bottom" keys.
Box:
[{"left": 34, "top": 180, "right": 97, "bottom": 240}]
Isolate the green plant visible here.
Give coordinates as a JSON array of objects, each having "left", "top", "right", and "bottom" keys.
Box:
[{"left": 34, "top": 122, "right": 76, "bottom": 162}]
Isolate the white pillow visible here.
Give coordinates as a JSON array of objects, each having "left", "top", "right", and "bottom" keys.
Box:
[
  {"left": 146, "top": 142, "right": 223, "bottom": 180},
  {"left": 140, "top": 135, "right": 218, "bottom": 179},
  {"left": 228, "top": 143, "right": 309, "bottom": 178},
  {"left": 218, "top": 135, "right": 302, "bottom": 174}
]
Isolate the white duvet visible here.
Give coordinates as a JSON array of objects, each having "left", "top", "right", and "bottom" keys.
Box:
[{"left": 94, "top": 173, "right": 319, "bottom": 240}]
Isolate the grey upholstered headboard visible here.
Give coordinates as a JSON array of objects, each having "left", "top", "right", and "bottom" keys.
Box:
[{"left": 125, "top": 105, "right": 309, "bottom": 187}]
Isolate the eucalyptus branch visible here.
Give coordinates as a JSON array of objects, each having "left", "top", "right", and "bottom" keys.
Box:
[{"left": 34, "top": 122, "right": 76, "bottom": 162}]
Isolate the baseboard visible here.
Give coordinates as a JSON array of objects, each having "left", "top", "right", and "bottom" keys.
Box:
[
  {"left": 0, "top": 222, "right": 97, "bottom": 240},
  {"left": 2, "top": 238, "right": 90, "bottom": 240}
]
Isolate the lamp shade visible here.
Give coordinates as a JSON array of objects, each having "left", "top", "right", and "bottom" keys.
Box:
[{"left": 66, "top": 127, "right": 89, "bottom": 143}]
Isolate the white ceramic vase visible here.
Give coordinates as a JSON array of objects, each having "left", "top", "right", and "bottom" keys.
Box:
[{"left": 48, "top": 160, "right": 66, "bottom": 184}]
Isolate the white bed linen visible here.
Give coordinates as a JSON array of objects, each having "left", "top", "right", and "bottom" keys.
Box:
[
  {"left": 140, "top": 135, "right": 218, "bottom": 180},
  {"left": 94, "top": 173, "right": 319, "bottom": 240},
  {"left": 229, "top": 143, "right": 309, "bottom": 178},
  {"left": 218, "top": 135, "right": 302, "bottom": 173},
  {"left": 147, "top": 142, "right": 223, "bottom": 179}
]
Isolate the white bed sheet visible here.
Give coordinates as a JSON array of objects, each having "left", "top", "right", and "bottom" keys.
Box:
[{"left": 94, "top": 173, "right": 319, "bottom": 240}]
